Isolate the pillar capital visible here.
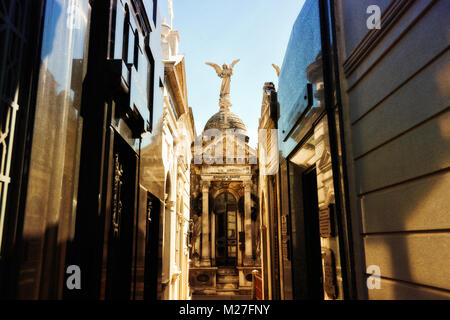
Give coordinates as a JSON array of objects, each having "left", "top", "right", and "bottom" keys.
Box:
[
  {"left": 201, "top": 180, "right": 211, "bottom": 191},
  {"left": 243, "top": 180, "right": 252, "bottom": 190}
]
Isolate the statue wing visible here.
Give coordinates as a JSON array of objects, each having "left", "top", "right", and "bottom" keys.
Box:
[
  {"left": 205, "top": 62, "right": 222, "bottom": 75},
  {"left": 230, "top": 59, "right": 240, "bottom": 69},
  {"left": 272, "top": 64, "right": 281, "bottom": 77}
]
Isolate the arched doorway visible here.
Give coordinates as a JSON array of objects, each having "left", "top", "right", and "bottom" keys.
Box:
[{"left": 214, "top": 192, "right": 238, "bottom": 266}]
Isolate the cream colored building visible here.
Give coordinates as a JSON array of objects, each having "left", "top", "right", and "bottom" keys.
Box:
[
  {"left": 258, "top": 75, "right": 344, "bottom": 300},
  {"left": 258, "top": 0, "right": 450, "bottom": 301},
  {"left": 334, "top": 0, "right": 450, "bottom": 299},
  {"left": 257, "top": 82, "right": 281, "bottom": 300},
  {"left": 156, "top": 13, "right": 195, "bottom": 300}
]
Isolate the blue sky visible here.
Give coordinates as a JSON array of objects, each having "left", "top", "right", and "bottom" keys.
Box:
[{"left": 160, "top": 0, "right": 306, "bottom": 147}]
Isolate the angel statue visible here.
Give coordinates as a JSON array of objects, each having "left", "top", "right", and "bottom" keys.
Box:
[{"left": 205, "top": 59, "right": 240, "bottom": 109}]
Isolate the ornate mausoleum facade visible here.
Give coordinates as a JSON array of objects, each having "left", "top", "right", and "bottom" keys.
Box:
[{"left": 188, "top": 65, "right": 260, "bottom": 296}]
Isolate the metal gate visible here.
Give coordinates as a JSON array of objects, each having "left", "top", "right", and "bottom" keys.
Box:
[{"left": 0, "top": 0, "right": 34, "bottom": 253}]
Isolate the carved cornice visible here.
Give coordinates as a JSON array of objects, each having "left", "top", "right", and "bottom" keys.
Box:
[
  {"left": 343, "top": 0, "right": 414, "bottom": 77},
  {"left": 165, "top": 58, "right": 188, "bottom": 115}
]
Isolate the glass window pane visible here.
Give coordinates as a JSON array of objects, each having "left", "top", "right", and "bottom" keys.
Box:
[
  {"left": 278, "top": 0, "right": 324, "bottom": 157},
  {"left": 21, "top": 0, "right": 89, "bottom": 285}
]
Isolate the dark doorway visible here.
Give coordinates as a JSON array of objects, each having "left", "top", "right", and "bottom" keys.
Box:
[
  {"left": 268, "top": 177, "right": 281, "bottom": 299},
  {"left": 105, "top": 133, "right": 138, "bottom": 299},
  {"left": 302, "top": 167, "right": 324, "bottom": 299},
  {"left": 214, "top": 192, "right": 237, "bottom": 266},
  {"left": 144, "top": 192, "right": 161, "bottom": 300}
]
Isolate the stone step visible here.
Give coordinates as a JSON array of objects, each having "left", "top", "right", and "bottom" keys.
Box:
[
  {"left": 217, "top": 268, "right": 238, "bottom": 276},
  {"left": 192, "top": 294, "right": 252, "bottom": 300},
  {"left": 215, "top": 288, "right": 240, "bottom": 295},
  {"left": 217, "top": 275, "right": 239, "bottom": 284},
  {"left": 239, "top": 289, "right": 252, "bottom": 296},
  {"left": 217, "top": 283, "right": 239, "bottom": 290}
]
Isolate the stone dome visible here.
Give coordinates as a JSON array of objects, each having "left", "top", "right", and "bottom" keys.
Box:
[
  {"left": 204, "top": 111, "right": 246, "bottom": 131},
  {"left": 203, "top": 111, "right": 248, "bottom": 142}
]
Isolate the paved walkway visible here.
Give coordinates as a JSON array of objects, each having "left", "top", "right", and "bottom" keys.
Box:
[{"left": 192, "top": 295, "right": 253, "bottom": 300}]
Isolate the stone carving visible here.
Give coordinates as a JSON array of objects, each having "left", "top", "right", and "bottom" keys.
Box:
[
  {"left": 112, "top": 153, "right": 123, "bottom": 238},
  {"left": 205, "top": 59, "right": 240, "bottom": 110},
  {"left": 255, "top": 224, "right": 261, "bottom": 262},
  {"left": 323, "top": 248, "right": 338, "bottom": 299},
  {"left": 190, "top": 214, "right": 201, "bottom": 266}
]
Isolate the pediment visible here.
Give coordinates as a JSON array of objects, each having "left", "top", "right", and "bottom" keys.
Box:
[{"left": 193, "top": 132, "right": 257, "bottom": 164}]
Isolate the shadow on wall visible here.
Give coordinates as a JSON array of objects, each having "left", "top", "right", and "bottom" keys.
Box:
[{"left": 357, "top": 61, "right": 450, "bottom": 300}]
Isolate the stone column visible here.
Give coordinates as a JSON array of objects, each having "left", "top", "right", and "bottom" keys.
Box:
[
  {"left": 201, "top": 180, "right": 211, "bottom": 266},
  {"left": 244, "top": 180, "right": 253, "bottom": 265},
  {"left": 211, "top": 212, "right": 216, "bottom": 266},
  {"left": 237, "top": 205, "right": 243, "bottom": 266}
]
